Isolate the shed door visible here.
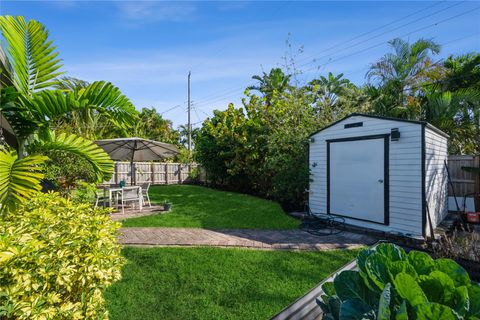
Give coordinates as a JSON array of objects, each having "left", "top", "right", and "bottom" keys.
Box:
[{"left": 328, "top": 136, "right": 388, "bottom": 224}]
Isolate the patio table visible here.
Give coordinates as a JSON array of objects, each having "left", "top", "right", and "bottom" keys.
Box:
[{"left": 97, "top": 185, "right": 142, "bottom": 210}]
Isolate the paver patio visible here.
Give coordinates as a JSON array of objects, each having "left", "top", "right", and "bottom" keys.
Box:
[
  {"left": 110, "top": 206, "right": 165, "bottom": 221},
  {"left": 118, "top": 227, "right": 375, "bottom": 250}
]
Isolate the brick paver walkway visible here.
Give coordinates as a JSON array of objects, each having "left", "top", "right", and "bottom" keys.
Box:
[
  {"left": 118, "top": 227, "right": 375, "bottom": 250},
  {"left": 110, "top": 205, "right": 165, "bottom": 221}
]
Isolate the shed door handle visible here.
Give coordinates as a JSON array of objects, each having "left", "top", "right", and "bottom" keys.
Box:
[{"left": 378, "top": 179, "right": 384, "bottom": 183}]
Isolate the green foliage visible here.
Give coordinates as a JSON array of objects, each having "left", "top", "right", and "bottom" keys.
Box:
[
  {"left": 28, "top": 131, "right": 114, "bottom": 183},
  {"left": 195, "top": 103, "right": 253, "bottom": 189},
  {"left": 318, "top": 243, "right": 479, "bottom": 320},
  {"left": 195, "top": 81, "right": 360, "bottom": 206},
  {"left": 0, "top": 192, "right": 124, "bottom": 319},
  {"left": 67, "top": 181, "right": 97, "bottom": 204},
  {"left": 134, "top": 107, "right": 180, "bottom": 144},
  {"left": 365, "top": 40, "right": 480, "bottom": 153},
  {"left": 0, "top": 16, "right": 62, "bottom": 93},
  {"left": 0, "top": 148, "right": 46, "bottom": 214},
  {"left": 247, "top": 67, "right": 292, "bottom": 104},
  {"left": 42, "top": 150, "right": 97, "bottom": 187},
  {"left": 0, "top": 16, "right": 123, "bottom": 207}
]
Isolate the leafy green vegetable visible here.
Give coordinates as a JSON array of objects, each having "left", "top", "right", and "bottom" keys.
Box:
[
  {"left": 339, "top": 299, "right": 375, "bottom": 320},
  {"left": 317, "top": 243, "right": 477, "bottom": 320},
  {"left": 377, "top": 283, "right": 392, "bottom": 320},
  {"left": 414, "top": 302, "right": 457, "bottom": 320},
  {"left": 468, "top": 285, "right": 480, "bottom": 318},
  {"left": 322, "top": 281, "right": 336, "bottom": 296},
  {"left": 452, "top": 286, "right": 469, "bottom": 317},
  {"left": 394, "top": 273, "right": 427, "bottom": 308},
  {"left": 417, "top": 271, "right": 455, "bottom": 304},
  {"left": 395, "top": 301, "right": 408, "bottom": 320},
  {"left": 375, "top": 243, "right": 407, "bottom": 262},
  {"left": 407, "top": 251, "right": 435, "bottom": 275},
  {"left": 435, "top": 259, "right": 470, "bottom": 286},
  {"left": 365, "top": 254, "right": 391, "bottom": 290},
  {"left": 334, "top": 271, "right": 370, "bottom": 303}
]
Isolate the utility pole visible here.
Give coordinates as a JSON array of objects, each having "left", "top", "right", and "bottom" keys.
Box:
[{"left": 187, "top": 71, "right": 191, "bottom": 153}]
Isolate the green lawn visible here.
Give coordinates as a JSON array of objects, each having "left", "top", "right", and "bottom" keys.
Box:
[
  {"left": 122, "top": 185, "right": 299, "bottom": 229},
  {"left": 105, "top": 247, "right": 359, "bottom": 320}
]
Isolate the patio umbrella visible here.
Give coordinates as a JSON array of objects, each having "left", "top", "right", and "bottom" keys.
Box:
[{"left": 95, "top": 137, "right": 179, "bottom": 185}]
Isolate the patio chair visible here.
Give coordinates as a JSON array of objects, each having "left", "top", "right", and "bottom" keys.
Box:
[
  {"left": 94, "top": 190, "right": 109, "bottom": 208},
  {"left": 139, "top": 182, "right": 152, "bottom": 207},
  {"left": 120, "top": 186, "right": 142, "bottom": 214}
]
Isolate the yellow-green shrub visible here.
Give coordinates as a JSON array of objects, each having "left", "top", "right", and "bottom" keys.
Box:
[{"left": 0, "top": 192, "right": 125, "bottom": 319}]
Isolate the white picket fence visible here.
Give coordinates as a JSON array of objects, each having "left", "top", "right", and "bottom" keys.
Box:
[{"left": 104, "top": 162, "right": 204, "bottom": 185}]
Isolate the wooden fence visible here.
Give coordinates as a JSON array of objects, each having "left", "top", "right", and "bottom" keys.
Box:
[
  {"left": 104, "top": 162, "right": 204, "bottom": 185},
  {"left": 448, "top": 155, "right": 480, "bottom": 197}
]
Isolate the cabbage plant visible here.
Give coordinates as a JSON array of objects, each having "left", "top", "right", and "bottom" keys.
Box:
[{"left": 317, "top": 243, "right": 480, "bottom": 319}]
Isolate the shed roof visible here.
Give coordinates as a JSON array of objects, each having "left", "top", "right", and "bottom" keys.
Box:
[{"left": 309, "top": 113, "right": 449, "bottom": 138}]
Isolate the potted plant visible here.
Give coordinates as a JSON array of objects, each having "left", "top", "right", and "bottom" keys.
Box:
[{"left": 163, "top": 200, "right": 172, "bottom": 211}]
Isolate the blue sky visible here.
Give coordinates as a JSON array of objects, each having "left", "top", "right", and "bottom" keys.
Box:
[{"left": 2, "top": 1, "right": 479, "bottom": 127}]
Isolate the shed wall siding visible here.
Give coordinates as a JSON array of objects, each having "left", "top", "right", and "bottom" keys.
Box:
[
  {"left": 309, "top": 115, "right": 423, "bottom": 236},
  {"left": 424, "top": 127, "right": 449, "bottom": 236}
]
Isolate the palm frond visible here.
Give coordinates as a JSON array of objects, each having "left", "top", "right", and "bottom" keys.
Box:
[
  {"left": 0, "top": 148, "right": 46, "bottom": 214},
  {"left": 28, "top": 131, "right": 114, "bottom": 183},
  {"left": 77, "top": 81, "right": 138, "bottom": 128},
  {"left": 0, "top": 15, "right": 64, "bottom": 94}
]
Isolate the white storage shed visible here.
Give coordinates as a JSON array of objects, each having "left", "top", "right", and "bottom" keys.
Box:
[{"left": 308, "top": 113, "right": 449, "bottom": 238}]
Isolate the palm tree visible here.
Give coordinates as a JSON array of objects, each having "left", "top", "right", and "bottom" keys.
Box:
[
  {"left": 248, "top": 68, "right": 291, "bottom": 104},
  {"left": 367, "top": 38, "right": 441, "bottom": 89},
  {"left": 366, "top": 38, "right": 441, "bottom": 118},
  {"left": 0, "top": 16, "right": 135, "bottom": 212},
  {"left": 423, "top": 88, "right": 480, "bottom": 154},
  {"left": 52, "top": 76, "right": 138, "bottom": 140},
  {"left": 309, "top": 72, "right": 351, "bottom": 107}
]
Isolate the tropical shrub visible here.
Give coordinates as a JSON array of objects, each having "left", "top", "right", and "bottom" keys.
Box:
[
  {"left": 0, "top": 192, "right": 124, "bottom": 319},
  {"left": 67, "top": 181, "right": 98, "bottom": 204},
  {"left": 195, "top": 81, "right": 361, "bottom": 206},
  {"left": 317, "top": 243, "right": 480, "bottom": 320},
  {"left": 43, "top": 150, "right": 97, "bottom": 188}
]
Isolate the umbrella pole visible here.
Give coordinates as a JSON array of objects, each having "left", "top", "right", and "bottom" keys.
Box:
[
  {"left": 131, "top": 161, "right": 134, "bottom": 186},
  {"left": 131, "top": 140, "right": 137, "bottom": 186}
]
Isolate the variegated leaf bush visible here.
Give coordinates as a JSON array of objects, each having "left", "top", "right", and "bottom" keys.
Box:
[{"left": 0, "top": 192, "right": 125, "bottom": 319}]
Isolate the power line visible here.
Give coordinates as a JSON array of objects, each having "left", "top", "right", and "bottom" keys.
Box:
[
  {"left": 302, "top": 6, "right": 480, "bottom": 74},
  {"left": 193, "top": 2, "right": 472, "bottom": 108},
  {"left": 160, "top": 104, "right": 183, "bottom": 115},
  {"left": 193, "top": 84, "right": 251, "bottom": 104},
  {"left": 191, "top": 103, "right": 212, "bottom": 117},
  {"left": 192, "top": 33, "right": 478, "bottom": 115},
  {"left": 192, "top": 104, "right": 202, "bottom": 123},
  {"left": 298, "top": 1, "right": 466, "bottom": 69},
  {"left": 295, "top": 1, "right": 446, "bottom": 66}
]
